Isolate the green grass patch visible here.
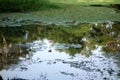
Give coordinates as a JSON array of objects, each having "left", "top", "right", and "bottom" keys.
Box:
[
  {"left": 50, "top": 0, "right": 120, "bottom": 5},
  {"left": 0, "top": 3, "right": 120, "bottom": 26},
  {"left": 0, "top": 0, "right": 59, "bottom": 12}
]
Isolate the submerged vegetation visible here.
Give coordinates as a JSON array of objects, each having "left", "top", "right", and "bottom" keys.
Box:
[
  {"left": 0, "top": 22, "right": 120, "bottom": 75},
  {"left": 0, "top": 22, "right": 120, "bottom": 56}
]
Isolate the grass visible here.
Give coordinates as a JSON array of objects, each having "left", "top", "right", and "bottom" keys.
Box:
[
  {"left": 0, "top": 0, "right": 120, "bottom": 26},
  {"left": 50, "top": 0, "right": 120, "bottom": 5},
  {"left": 0, "top": 0, "right": 58, "bottom": 12},
  {"left": 0, "top": 4, "right": 120, "bottom": 27},
  {"left": 0, "top": 0, "right": 120, "bottom": 12}
]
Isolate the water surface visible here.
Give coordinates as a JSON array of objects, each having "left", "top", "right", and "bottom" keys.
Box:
[{"left": 0, "top": 22, "right": 120, "bottom": 80}]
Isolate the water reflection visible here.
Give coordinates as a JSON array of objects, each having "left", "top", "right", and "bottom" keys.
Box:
[
  {"left": 0, "top": 22, "right": 120, "bottom": 80},
  {"left": 0, "top": 39, "right": 119, "bottom": 80}
]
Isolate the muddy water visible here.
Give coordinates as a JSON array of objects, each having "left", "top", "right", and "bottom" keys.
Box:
[{"left": 0, "top": 22, "right": 120, "bottom": 80}]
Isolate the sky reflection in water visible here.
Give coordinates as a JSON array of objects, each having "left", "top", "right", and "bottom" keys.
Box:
[{"left": 0, "top": 39, "right": 120, "bottom": 80}]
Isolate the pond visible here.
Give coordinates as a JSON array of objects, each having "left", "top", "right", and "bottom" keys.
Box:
[{"left": 0, "top": 22, "right": 120, "bottom": 80}]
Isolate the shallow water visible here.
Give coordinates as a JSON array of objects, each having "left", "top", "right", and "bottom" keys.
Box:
[
  {"left": 0, "top": 39, "right": 120, "bottom": 80},
  {"left": 0, "top": 22, "right": 120, "bottom": 80}
]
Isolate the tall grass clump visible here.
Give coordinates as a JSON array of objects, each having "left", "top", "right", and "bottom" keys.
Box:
[{"left": 0, "top": 0, "right": 58, "bottom": 12}]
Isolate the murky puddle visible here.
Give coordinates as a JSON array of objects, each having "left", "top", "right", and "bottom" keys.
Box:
[{"left": 0, "top": 22, "right": 120, "bottom": 80}]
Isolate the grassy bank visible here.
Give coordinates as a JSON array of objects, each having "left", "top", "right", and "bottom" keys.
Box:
[
  {"left": 0, "top": 0, "right": 120, "bottom": 26},
  {"left": 50, "top": 0, "right": 120, "bottom": 5},
  {"left": 1, "top": 0, "right": 120, "bottom": 12},
  {"left": 0, "top": 4, "right": 120, "bottom": 27},
  {"left": 0, "top": 0, "right": 58, "bottom": 12}
]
